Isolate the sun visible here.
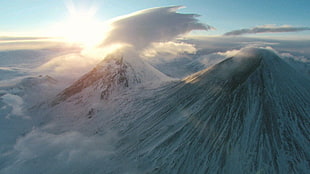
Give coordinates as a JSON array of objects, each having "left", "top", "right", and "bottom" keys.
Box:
[{"left": 52, "top": 8, "right": 109, "bottom": 47}]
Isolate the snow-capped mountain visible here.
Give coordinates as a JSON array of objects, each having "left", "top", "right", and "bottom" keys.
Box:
[
  {"left": 44, "top": 47, "right": 310, "bottom": 174},
  {"left": 117, "top": 48, "right": 310, "bottom": 174},
  {"left": 52, "top": 51, "right": 172, "bottom": 105}
]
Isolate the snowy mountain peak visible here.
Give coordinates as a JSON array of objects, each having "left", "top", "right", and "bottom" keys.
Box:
[
  {"left": 183, "top": 47, "right": 301, "bottom": 91},
  {"left": 52, "top": 51, "right": 171, "bottom": 105},
  {"left": 184, "top": 48, "right": 262, "bottom": 85},
  {"left": 52, "top": 53, "right": 131, "bottom": 105}
]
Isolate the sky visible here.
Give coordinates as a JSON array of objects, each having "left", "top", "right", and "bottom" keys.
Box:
[{"left": 1, "top": 0, "right": 310, "bottom": 38}]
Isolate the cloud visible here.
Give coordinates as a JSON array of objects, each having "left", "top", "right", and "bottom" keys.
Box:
[
  {"left": 0, "top": 93, "right": 28, "bottom": 118},
  {"left": 0, "top": 36, "right": 54, "bottom": 42},
  {"left": 0, "top": 129, "right": 119, "bottom": 174},
  {"left": 198, "top": 49, "right": 242, "bottom": 69},
  {"left": 224, "top": 25, "right": 310, "bottom": 36},
  {"left": 100, "top": 6, "right": 212, "bottom": 50},
  {"left": 36, "top": 53, "right": 101, "bottom": 83},
  {"left": 141, "top": 41, "right": 197, "bottom": 58},
  {"left": 216, "top": 49, "right": 240, "bottom": 57},
  {"left": 280, "top": 52, "right": 310, "bottom": 63},
  {"left": 0, "top": 36, "right": 67, "bottom": 51}
]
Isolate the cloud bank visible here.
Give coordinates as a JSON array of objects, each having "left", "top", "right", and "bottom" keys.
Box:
[
  {"left": 224, "top": 25, "right": 310, "bottom": 36},
  {"left": 0, "top": 129, "right": 119, "bottom": 174},
  {"left": 101, "top": 6, "right": 212, "bottom": 50}
]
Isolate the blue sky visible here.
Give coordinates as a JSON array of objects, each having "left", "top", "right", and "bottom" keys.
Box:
[{"left": 1, "top": 0, "right": 310, "bottom": 37}]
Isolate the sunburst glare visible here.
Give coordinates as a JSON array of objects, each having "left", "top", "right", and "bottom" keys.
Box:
[{"left": 51, "top": 3, "right": 110, "bottom": 47}]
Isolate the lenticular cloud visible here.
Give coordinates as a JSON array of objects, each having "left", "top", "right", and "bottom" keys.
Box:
[{"left": 101, "top": 6, "right": 212, "bottom": 50}]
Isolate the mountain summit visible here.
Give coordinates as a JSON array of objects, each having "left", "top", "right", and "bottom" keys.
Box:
[{"left": 52, "top": 52, "right": 171, "bottom": 105}]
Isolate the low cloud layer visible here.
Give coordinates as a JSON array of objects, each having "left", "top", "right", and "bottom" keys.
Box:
[
  {"left": 224, "top": 25, "right": 310, "bottom": 36},
  {"left": 101, "top": 6, "right": 212, "bottom": 50},
  {"left": 0, "top": 129, "right": 118, "bottom": 174}
]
